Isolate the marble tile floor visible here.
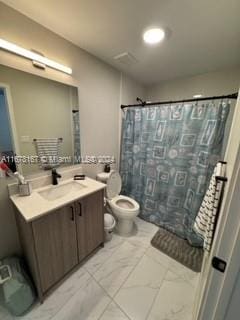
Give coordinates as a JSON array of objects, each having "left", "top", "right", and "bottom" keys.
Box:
[{"left": 0, "top": 218, "right": 200, "bottom": 320}]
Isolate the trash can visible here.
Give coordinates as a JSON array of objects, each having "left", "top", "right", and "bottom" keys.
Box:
[
  {"left": 104, "top": 213, "right": 116, "bottom": 241},
  {"left": 0, "top": 256, "right": 36, "bottom": 316}
]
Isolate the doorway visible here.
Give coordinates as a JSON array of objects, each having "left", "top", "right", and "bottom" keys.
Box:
[{"left": 0, "top": 85, "right": 19, "bottom": 174}]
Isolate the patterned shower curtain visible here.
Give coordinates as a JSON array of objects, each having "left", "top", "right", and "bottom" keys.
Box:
[
  {"left": 73, "top": 111, "right": 81, "bottom": 163},
  {"left": 120, "top": 100, "right": 230, "bottom": 246}
]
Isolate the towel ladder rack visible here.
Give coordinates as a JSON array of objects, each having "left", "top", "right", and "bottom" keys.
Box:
[{"left": 33, "top": 138, "right": 63, "bottom": 142}]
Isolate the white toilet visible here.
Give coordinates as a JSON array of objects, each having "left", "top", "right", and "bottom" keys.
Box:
[{"left": 97, "top": 171, "right": 140, "bottom": 236}]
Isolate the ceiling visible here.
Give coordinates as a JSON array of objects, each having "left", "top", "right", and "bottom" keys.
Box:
[{"left": 2, "top": 0, "right": 240, "bottom": 85}]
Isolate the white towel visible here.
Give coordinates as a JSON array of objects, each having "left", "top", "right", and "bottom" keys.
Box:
[
  {"left": 34, "top": 138, "right": 61, "bottom": 169},
  {"left": 194, "top": 162, "right": 226, "bottom": 252}
]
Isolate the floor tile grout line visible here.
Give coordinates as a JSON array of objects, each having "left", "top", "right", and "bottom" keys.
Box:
[
  {"left": 28, "top": 276, "right": 90, "bottom": 320},
  {"left": 92, "top": 238, "right": 153, "bottom": 319},
  {"left": 87, "top": 271, "right": 131, "bottom": 320},
  {"left": 90, "top": 250, "right": 138, "bottom": 290},
  {"left": 87, "top": 270, "right": 114, "bottom": 300},
  {"left": 90, "top": 235, "right": 151, "bottom": 297},
  {"left": 167, "top": 266, "right": 199, "bottom": 286},
  {"left": 13, "top": 269, "right": 93, "bottom": 320},
  {"left": 95, "top": 297, "right": 113, "bottom": 320},
  {"left": 110, "top": 242, "right": 153, "bottom": 320},
  {"left": 86, "top": 237, "right": 127, "bottom": 276},
  {"left": 119, "top": 224, "right": 160, "bottom": 284},
  {"left": 94, "top": 243, "right": 149, "bottom": 301},
  {"left": 111, "top": 239, "right": 168, "bottom": 320},
  {"left": 44, "top": 268, "right": 111, "bottom": 320},
  {"left": 114, "top": 238, "right": 168, "bottom": 320},
  {"left": 111, "top": 298, "right": 134, "bottom": 320},
  {"left": 146, "top": 247, "right": 199, "bottom": 285},
  {"left": 47, "top": 269, "right": 94, "bottom": 320},
  {"left": 70, "top": 270, "right": 114, "bottom": 320},
  {"left": 145, "top": 266, "right": 170, "bottom": 320},
  {"left": 112, "top": 242, "right": 151, "bottom": 300}
]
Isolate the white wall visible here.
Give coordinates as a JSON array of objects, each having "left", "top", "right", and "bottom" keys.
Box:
[
  {"left": 121, "top": 74, "right": 146, "bottom": 105},
  {"left": 224, "top": 269, "right": 240, "bottom": 320},
  {"left": 146, "top": 67, "right": 240, "bottom": 101},
  {"left": 0, "top": 3, "right": 145, "bottom": 258}
]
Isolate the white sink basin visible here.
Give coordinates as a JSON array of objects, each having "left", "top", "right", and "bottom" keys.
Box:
[{"left": 38, "top": 181, "right": 86, "bottom": 201}]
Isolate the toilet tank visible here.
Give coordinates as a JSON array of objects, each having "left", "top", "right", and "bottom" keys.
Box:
[{"left": 96, "top": 172, "right": 111, "bottom": 183}]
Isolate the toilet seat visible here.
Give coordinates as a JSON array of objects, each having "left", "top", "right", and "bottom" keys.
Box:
[
  {"left": 109, "top": 195, "right": 140, "bottom": 216},
  {"left": 106, "top": 171, "right": 122, "bottom": 199}
]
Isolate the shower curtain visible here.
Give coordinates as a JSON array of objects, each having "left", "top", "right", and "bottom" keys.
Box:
[
  {"left": 120, "top": 100, "right": 230, "bottom": 246},
  {"left": 73, "top": 111, "right": 81, "bottom": 163}
]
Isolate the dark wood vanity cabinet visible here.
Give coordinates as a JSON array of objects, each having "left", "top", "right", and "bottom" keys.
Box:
[
  {"left": 15, "top": 190, "right": 104, "bottom": 301},
  {"left": 31, "top": 204, "right": 79, "bottom": 293},
  {"left": 76, "top": 191, "right": 104, "bottom": 260}
]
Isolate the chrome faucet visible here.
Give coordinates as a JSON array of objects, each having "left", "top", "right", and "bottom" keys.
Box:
[{"left": 52, "top": 169, "right": 62, "bottom": 185}]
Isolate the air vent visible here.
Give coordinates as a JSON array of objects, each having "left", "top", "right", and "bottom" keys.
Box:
[{"left": 114, "top": 52, "right": 138, "bottom": 66}]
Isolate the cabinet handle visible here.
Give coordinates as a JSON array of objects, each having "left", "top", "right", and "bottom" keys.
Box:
[
  {"left": 78, "top": 202, "right": 82, "bottom": 217},
  {"left": 70, "top": 206, "right": 75, "bottom": 221}
]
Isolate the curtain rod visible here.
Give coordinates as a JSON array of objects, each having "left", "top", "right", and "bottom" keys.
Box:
[{"left": 120, "top": 92, "right": 238, "bottom": 109}]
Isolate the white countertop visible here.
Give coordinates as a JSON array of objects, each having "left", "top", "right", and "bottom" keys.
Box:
[{"left": 10, "top": 177, "right": 105, "bottom": 222}]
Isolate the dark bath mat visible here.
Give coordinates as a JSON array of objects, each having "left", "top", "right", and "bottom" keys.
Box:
[{"left": 151, "top": 227, "right": 203, "bottom": 272}]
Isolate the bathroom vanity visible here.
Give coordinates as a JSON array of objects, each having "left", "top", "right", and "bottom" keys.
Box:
[{"left": 10, "top": 173, "right": 105, "bottom": 302}]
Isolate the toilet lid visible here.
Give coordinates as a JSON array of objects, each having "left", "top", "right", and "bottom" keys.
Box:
[{"left": 106, "top": 171, "right": 122, "bottom": 199}]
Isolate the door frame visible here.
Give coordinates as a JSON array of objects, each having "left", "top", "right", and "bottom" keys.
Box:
[
  {"left": 196, "top": 89, "right": 240, "bottom": 319},
  {"left": 0, "top": 82, "right": 22, "bottom": 173}
]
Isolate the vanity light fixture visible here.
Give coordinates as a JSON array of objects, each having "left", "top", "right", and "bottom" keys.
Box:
[
  {"left": 0, "top": 38, "right": 72, "bottom": 75},
  {"left": 193, "top": 94, "right": 203, "bottom": 98},
  {"left": 143, "top": 28, "right": 165, "bottom": 45}
]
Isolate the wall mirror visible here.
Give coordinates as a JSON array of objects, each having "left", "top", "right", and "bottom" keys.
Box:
[{"left": 0, "top": 64, "right": 80, "bottom": 176}]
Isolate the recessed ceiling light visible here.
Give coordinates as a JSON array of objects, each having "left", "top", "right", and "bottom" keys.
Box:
[
  {"left": 193, "top": 94, "right": 203, "bottom": 98},
  {"left": 143, "top": 28, "right": 165, "bottom": 45}
]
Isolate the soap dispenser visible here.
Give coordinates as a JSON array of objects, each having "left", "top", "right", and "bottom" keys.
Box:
[{"left": 104, "top": 164, "right": 111, "bottom": 173}]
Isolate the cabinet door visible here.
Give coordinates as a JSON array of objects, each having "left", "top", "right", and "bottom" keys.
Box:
[
  {"left": 32, "top": 204, "right": 78, "bottom": 293},
  {"left": 76, "top": 190, "right": 104, "bottom": 261}
]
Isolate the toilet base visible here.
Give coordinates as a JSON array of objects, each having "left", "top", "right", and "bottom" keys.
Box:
[{"left": 116, "top": 218, "right": 134, "bottom": 237}]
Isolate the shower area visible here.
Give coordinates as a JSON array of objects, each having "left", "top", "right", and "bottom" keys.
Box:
[{"left": 120, "top": 93, "right": 237, "bottom": 269}]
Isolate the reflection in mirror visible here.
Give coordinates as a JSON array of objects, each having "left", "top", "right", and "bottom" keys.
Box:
[
  {"left": 0, "top": 88, "right": 16, "bottom": 173},
  {"left": 0, "top": 64, "right": 80, "bottom": 176}
]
